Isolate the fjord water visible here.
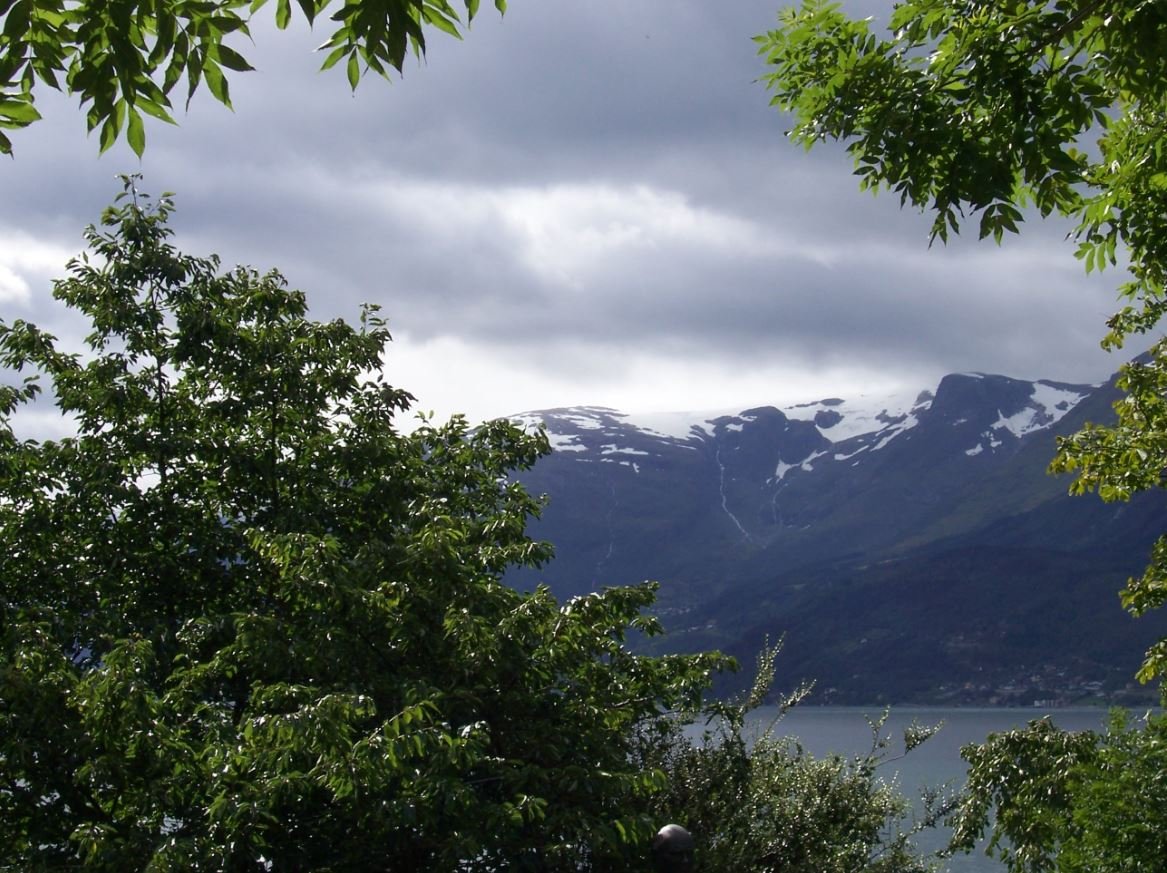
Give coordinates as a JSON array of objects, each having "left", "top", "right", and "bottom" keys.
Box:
[{"left": 742, "top": 706, "right": 1112, "bottom": 872}]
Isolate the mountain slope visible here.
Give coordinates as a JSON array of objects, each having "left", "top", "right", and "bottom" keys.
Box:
[{"left": 507, "top": 369, "right": 1167, "bottom": 704}]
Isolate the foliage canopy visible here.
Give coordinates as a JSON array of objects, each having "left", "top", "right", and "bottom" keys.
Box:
[
  {"left": 758, "top": 0, "right": 1167, "bottom": 685},
  {"left": 949, "top": 710, "right": 1167, "bottom": 873},
  {"left": 0, "top": 179, "right": 731, "bottom": 870},
  {"left": 642, "top": 644, "right": 952, "bottom": 873},
  {"left": 0, "top": 0, "right": 503, "bottom": 155}
]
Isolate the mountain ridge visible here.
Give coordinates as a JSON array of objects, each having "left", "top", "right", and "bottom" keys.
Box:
[{"left": 507, "top": 368, "right": 1167, "bottom": 705}]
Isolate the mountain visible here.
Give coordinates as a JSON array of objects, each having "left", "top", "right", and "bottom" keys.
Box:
[{"left": 507, "top": 370, "right": 1167, "bottom": 705}]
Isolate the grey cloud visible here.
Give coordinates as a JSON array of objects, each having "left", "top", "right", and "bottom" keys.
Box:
[{"left": 0, "top": 0, "right": 1141, "bottom": 427}]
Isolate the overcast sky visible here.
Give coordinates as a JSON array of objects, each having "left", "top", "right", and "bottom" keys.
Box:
[{"left": 0, "top": 0, "right": 1138, "bottom": 429}]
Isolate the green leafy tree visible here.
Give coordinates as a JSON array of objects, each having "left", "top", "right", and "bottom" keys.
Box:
[
  {"left": 637, "top": 643, "right": 952, "bottom": 872},
  {"left": 0, "top": 178, "right": 731, "bottom": 871},
  {"left": 949, "top": 710, "right": 1167, "bottom": 873},
  {"left": 757, "top": 0, "right": 1167, "bottom": 685},
  {"left": 0, "top": 0, "right": 504, "bottom": 156}
]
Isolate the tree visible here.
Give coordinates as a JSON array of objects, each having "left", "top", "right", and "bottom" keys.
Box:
[
  {"left": 0, "top": 0, "right": 504, "bottom": 156},
  {"left": 948, "top": 710, "right": 1167, "bottom": 873},
  {"left": 0, "top": 178, "right": 731, "bottom": 870},
  {"left": 637, "top": 643, "right": 952, "bottom": 873},
  {"left": 757, "top": 0, "right": 1167, "bottom": 686}
]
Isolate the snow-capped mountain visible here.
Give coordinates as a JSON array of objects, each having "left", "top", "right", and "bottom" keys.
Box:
[
  {"left": 511, "top": 373, "right": 1091, "bottom": 474},
  {"left": 507, "top": 370, "right": 1167, "bottom": 705}
]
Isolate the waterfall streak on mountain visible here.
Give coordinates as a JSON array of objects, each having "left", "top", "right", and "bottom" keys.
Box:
[
  {"left": 593, "top": 481, "right": 618, "bottom": 582},
  {"left": 770, "top": 487, "right": 785, "bottom": 528},
  {"left": 715, "top": 446, "right": 753, "bottom": 543}
]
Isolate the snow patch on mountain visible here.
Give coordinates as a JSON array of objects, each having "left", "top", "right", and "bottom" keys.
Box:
[
  {"left": 618, "top": 389, "right": 933, "bottom": 448},
  {"left": 834, "top": 445, "right": 870, "bottom": 461},
  {"left": 625, "top": 408, "right": 737, "bottom": 440},
  {"left": 601, "top": 458, "right": 642, "bottom": 473},
  {"left": 993, "top": 381, "right": 1091, "bottom": 438},
  {"left": 955, "top": 380, "right": 1093, "bottom": 455},
  {"left": 800, "top": 450, "right": 827, "bottom": 472},
  {"left": 781, "top": 388, "right": 933, "bottom": 443},
  {"left": 774, "top": 460, "right": 797, "bottom": 482},
  {"left": 601, "top": 444, "right": 650, "bottom": 456},
  {"left": 550, "top": 438, "right": 588, "bottom": 452}
]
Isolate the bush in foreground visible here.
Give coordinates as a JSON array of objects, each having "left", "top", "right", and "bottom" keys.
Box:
[
  {"left": 950, "top": 710, "right": 1167, "bottom": 873},
  {"left": 642, "top": 644, "right": 951, "bottom": 873}
]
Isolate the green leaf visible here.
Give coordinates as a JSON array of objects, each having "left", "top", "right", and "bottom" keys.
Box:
[
  {"left": 185, "top": 46, "right": 206, "bottom": 106},
  {"left": 346, "top": 51, "right": 359, "bottom": 91},
  {"left": 422, "top": 7, "right": 462, "bottom": 40},
  {"left": 126, "top": 106, "right": 145, "bottom": 156},
  {"left": 294, "top": 0, "right": 318, "bottom": 25},
  {"left": 97, "top": 101, "right": 125, "bottom": 153},
  {"left": 203, "top": 62, "right": 231, "bottom": 108},
  {"left": 2, "top": 0, "right": 30, "bottom": 39},
  {"left": 318, "top": 44, "right": 347, "bottom": 71},
  {"left": 213, "top": 44, "right": 255, "bottom": 73},
  {"left": 135, "top": 96, "right": 176, "bottom": 125},
  {"left": 0, "top": 98, "right": 41, "bottom": 125}
]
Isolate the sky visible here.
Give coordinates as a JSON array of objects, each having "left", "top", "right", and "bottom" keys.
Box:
[{"left": 0, "top": 0, "right": 1139, "bottom": 431}]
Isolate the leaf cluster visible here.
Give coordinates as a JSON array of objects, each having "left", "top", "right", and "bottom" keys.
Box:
[
  {"left": 948, "top": 710, "right": 1167, "bottom": 873},
  {"left": 757, "top": 1, "right": 1166, "bottom": 250},
  {"left": 0, "top": 179, "right": 732, "bottom": 870},
  {"left": 635, "top": 642, "right": 953, "bottom": 873},
  {"left": 0, "top": 0, "right": 505, "bottom": 155}
]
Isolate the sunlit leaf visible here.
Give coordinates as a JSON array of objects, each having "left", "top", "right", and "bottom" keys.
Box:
[
  {"left": 126, "top": 105, "right": 145, "bottom": 155},
  {"left": 346, "top": 50, "right": 359, "bottom": 90},
  {"left": 213, "top": 44, "right": 254, "bottom": 73}
]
